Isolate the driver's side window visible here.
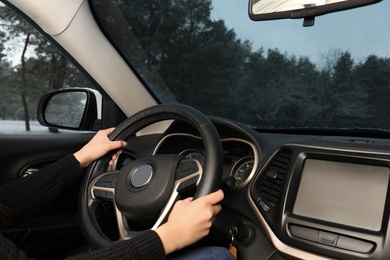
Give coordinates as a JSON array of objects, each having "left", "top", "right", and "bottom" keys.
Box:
[{"left": 0, "top": 3, "right": 95, "bottom": 135}]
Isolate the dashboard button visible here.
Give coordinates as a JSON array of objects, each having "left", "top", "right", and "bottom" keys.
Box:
[
  {"left": 257, "top": 198, "right": 270, "bottom": 212},
  {"left": 290, "top": 225, "right": 318, "bottom": 242},
  {"left": 318, "top": 231, "right": 338, "bottom": 246},
  {"left": 337, "top": 235, "right": 374, "bottom": 253}
]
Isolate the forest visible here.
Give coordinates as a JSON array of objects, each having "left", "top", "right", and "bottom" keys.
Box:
[
  {"left": 1, "top": 0, "right": 390, "bottom": 131},
  {"left": 106, "top": 0, "right": 390, "bottom": 130},
  {"left": 0, "top": 4, "right": 93, "bottom": 131}
]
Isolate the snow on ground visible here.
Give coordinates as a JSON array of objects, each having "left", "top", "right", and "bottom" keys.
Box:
[{"left": 0, "top": 120, "right": 61, "bottom": 134}]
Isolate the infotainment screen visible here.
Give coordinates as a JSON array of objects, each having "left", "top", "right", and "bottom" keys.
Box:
[{"left": 293, "top": 159, "right": 389, "bottom": 231}]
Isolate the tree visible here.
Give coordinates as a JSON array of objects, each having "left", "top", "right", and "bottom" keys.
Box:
[
  {"left": 0, "top": 4, "right": 38, "bottom": 130},
  {"left": 0, "top": 4, "right": 94, "bottom": 130},
  {"left": 354, "top": 55, "right": 390, "bottom": 128}
]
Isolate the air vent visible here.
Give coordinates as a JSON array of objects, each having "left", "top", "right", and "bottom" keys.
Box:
[{"left": 257, "top": 149, "right": 292, "bottom": 208}]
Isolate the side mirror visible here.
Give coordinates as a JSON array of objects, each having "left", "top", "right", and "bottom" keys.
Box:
[
  {"left": 249, "top": 0, "right": 381, "bottom": 26},
  {"left": 37, "top": 89, "right": 100, "bottom": 130}
]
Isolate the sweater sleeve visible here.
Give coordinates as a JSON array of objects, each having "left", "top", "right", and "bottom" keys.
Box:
[
  {"left": 0, "top": 155, "right": 167, "bottom": 260},
  {"left": 0, "top": 230, "right": 166, "bottom": 260},
  {"left": 67, "top": 230, "right": 166, "bottom": 260},
  {"left": 0, "top": 233, "right": 29, "bottom": 260},
  {"left": 0, "top": 154, "right": 83, "bottom": 224}
]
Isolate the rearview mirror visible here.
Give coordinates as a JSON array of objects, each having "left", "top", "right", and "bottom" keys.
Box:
[{"left": 249, "top": 0, "right": 381, "bottom": 26}]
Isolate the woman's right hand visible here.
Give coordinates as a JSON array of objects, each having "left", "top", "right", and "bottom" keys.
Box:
[{"left": 155, "top": 189, "right": 224, "bottom": 255}]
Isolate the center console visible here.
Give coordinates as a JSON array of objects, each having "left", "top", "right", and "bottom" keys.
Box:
[{"left": 250, "top": 144, "right": 390, "bottom": 259}]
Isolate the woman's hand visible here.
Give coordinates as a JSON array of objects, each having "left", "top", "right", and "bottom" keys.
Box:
[
  {"left": 155, "top": 189, "right": 224, "bottom": 255},
  {"left": 73, "top": 128, "right": 127, "bottom": 168}
]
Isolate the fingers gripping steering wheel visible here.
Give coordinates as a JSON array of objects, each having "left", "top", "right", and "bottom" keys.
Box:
[{"left": 80, "top": 104, "right": 223, "bottom": 248}]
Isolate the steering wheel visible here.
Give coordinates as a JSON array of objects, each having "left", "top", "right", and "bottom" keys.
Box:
[{"left": 80, "top": 103, "right": 223, "bottom": 248}]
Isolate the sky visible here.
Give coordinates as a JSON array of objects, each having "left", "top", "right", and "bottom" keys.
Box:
[
  {"left": 4, "top": 1, "right": 389, "bottom": 69},
  {"left": 211, "top": 0, "right": 390, "bottom": 68}
]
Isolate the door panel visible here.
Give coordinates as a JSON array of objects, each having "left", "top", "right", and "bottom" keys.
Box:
[
  {"left": 0, "top": 132, "right": 95, "bottom": 258},
  {"left": 0, "top": 133, "right": 93, "bottom": 184}
]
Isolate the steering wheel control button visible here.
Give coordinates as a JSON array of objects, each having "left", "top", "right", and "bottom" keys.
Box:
[
  {"left": 131, "top": 164, "right": 153, "bottom": 188},
  {"left": 95, "top": 173, "right": 117, "bottom": 188},
  {"left": 175, "top": 160, "right": 199, "bottom": 180},
  {"left": 177, "top": 176, "right": 199, "bottom": 193},
  {"left": 93, "top": 190, "right": 111, "bottom": 200}
]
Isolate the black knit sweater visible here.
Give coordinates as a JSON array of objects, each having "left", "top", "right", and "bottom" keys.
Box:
[{"left": 0, "top": 155, "right": 166, "bottom": 260}]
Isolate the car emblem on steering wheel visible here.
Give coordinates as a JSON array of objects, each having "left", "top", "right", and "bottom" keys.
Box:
[{"left": 131, "top": 164, "right": 153, "bottom": 188}]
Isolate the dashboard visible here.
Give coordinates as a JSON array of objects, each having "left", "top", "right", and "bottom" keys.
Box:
[
  {"left": 153, "top": 133, "right": 258, "bottom": 189},
  {"left": 116, "top": 117, "right": 390, "bottom": 260}
]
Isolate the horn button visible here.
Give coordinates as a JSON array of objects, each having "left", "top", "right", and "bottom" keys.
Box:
[
  {"left": 115, "top": 155, "right": 181, "bottom": 221},
  {"left": 131, "top": 164, "right": 153, "bottom": 188}
]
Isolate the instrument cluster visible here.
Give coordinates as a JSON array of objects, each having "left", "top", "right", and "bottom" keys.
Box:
[{"left": 154, "top": 134, "right": 258, "bottom": 188}]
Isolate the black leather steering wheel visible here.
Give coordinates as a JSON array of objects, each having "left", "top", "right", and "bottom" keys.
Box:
[{"left": 80, "top": 103, "right": 223, "bottom": 248}]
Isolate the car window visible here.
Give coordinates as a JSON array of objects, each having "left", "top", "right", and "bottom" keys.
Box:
[
  {"left": 91, "top": 0, "right": 390, "bottom": 134},
  {"left": 0, "top": 4, "right": 96, "bottom": 134}
]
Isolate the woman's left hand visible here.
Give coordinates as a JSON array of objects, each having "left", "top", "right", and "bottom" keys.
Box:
[{"left": 73, "top": 128, "right": 127, "bottom": 168}]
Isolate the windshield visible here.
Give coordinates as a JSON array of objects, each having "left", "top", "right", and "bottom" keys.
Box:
[{"left": 91, "top": 0, "right": 390, "bottom": 132}]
